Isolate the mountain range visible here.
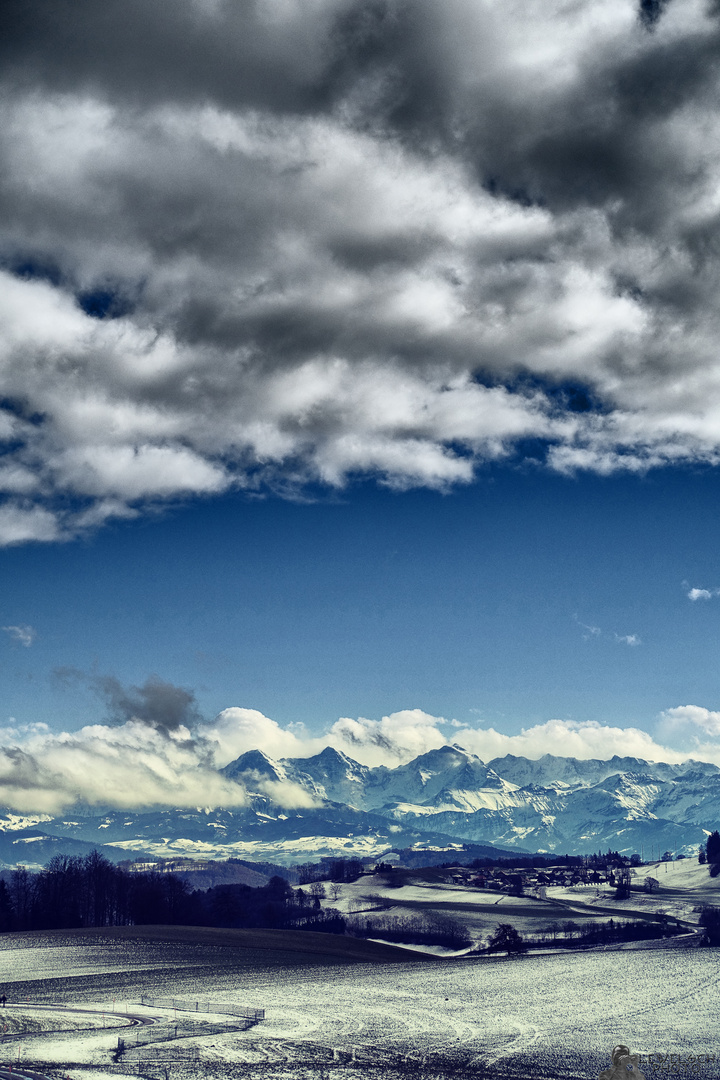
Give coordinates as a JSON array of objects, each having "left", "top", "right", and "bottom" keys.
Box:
[{"left": 0, "top": 744, "right": 716, "bottom": 868}]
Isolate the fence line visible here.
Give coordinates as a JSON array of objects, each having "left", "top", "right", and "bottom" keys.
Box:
[
  {"left": 116, "top": 1046, "right": 200, "bottom": 1062},
  {"left": 139, "top": 995, "right": 264, "bottom": 1020},
  {"left": 113, "top": 1047, "right": 199, "bottom": 1078},
  {"left": 136, "top": 1046, "right": 200, "bottom": 1061},
  {"left": 119, "top": 1019, "right": 255, "bottom": 1053}
]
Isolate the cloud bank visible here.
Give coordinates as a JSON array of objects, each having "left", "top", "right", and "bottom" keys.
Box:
[
  {"left": 659, "top": 704, "right": 720, "bottom": 738},
  {"left": 2, "top": 2, "right": 720, "bottom": 538},
  {"left": 210, "top": 706, "right": 694, "bottom": 768},
  {"left": 0, "top": 719, "right": 249, "bottom": 815},
  {"left": 2, "top": 689, "right": 720, "bottom": 813}
]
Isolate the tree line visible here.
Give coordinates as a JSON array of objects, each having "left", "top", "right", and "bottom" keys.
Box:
[
  {"left": 347, "top": 913, "right": 472, "bottom": 949},
  {"left": 0, "top": 852, "right": 344, "bottom": 934},
  {"left": 479, "top": 915, "right": 687, "bottom": 955}
]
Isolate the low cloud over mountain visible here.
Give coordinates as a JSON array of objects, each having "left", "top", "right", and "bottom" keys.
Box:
[{"left": 1, "top": 672, "right": 720, "bottom": 813}]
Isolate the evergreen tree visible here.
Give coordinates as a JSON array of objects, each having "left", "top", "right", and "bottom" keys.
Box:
[{"left": 706, "top": 831, "right": 720, "bottom": 869}]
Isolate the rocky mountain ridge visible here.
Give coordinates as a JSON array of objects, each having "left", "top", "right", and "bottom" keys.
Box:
[{"left": 0, "top": 745, "right": 716, "bottom": 866}]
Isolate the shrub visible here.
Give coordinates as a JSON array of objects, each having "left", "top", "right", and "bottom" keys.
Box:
[{"left": 699, "top": 905, "right": 720, "bottom": 946}]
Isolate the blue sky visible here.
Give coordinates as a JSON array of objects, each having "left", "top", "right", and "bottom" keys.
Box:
[
  {"left": 2, "top": 464, "right": 720, "bottom": 743},
  {"left": 4, "top": 0, "right": 720, "bottom": 810}
]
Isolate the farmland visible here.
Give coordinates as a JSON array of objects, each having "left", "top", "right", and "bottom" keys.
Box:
[
  {"left": 0, "top": 928, "right": 715, "bottom": 1078},
  {"left": 320, "top": 856, "right": 720, "bottom": 948},
  {"left": 0, "top": 859, "right": 716, "bottom": 1079}
]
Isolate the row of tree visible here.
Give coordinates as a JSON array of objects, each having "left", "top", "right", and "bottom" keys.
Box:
[
  {"left": 0, "top": 853, "right": 346, "bottom": 934},
  {"left": 296, "top": 858, "right": 364, "bottom": 884},
  {"left": 0, "top": 853, "right": 193, "bottom": 931},
  {"left": 481, "top": 915, "right": 686, "bottom": 955},
  {"left": 347, "top": 914, "right": 472, "bottom": 949}
]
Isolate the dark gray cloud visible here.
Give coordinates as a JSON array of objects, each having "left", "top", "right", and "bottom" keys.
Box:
[
  {"left": 0, "top": 745, "right": 44, "bottom": 790},
  {"left": 0, "top": 0, "right": 719, "bottom": 541},
  {"left": 639, "top": 0, "right": 673, "bottom": 28},
  {"left": 0, "top": 0, "right": 336, "bottom": 112},
  {"left": 93, "top": 675, "right": 202, "bottom": 735},
  {"left": 52, "top": 667, "right": 203, "bottom": 736}
]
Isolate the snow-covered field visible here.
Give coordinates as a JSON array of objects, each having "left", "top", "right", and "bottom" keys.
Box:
[
  {"left": 326, "top": 860, "right": 720, "bottom": 944},
  {"left": 330, "top": 878, "right": 580, "bottom": 941},
  {"left": 543, "top": 859, "right": 720, "bottom": 921},
  {"left": 0, "top": 928, "right": 716, "bottom": 1080}
]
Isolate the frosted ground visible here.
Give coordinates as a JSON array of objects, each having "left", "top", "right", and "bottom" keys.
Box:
[
  {"left": 0, "top": 859, "right": 716, "bottom": 1080},
  {"left": 0, "top": 921, "right": 716, "bottom": 1080},
  {"left": 321, "top": 857, "right": 720, "bottom": 945}
]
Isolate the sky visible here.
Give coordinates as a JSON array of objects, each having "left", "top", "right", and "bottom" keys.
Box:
[{"left": 3, "top": 0, "right": 720, "bottom": 811}]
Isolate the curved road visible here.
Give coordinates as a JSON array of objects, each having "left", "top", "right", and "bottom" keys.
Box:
[
  {"left": 0, "top": 1001, "right": 158, "bottom": 1080},
  {"left": 0, "top": 1068, "right": 54, "bottom": 1079}
]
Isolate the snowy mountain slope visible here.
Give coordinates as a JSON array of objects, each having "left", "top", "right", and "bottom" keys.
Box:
[
  {"left": 278, "top": 743, "right": 506, "bottom": 812},
  {"left": 366, "top": 750, "right": 715, "bottom": 855},
  {"left": 486, "top": 753, "right": 719, "bottom": 789},
  {"left": 221, "top": 749, "right": 290, "bottom": 785},
  {"left": 0, "top": 798, "right": 490, "bottom": 867},
  {"left": 361, "top": 745, "right": 497, "bottom": 809},
  {"left": 280, "top": 747, "right": 374, "bottom": 807}
]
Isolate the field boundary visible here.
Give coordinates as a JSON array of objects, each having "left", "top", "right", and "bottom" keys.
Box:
[{"left": 139, "top": 996, "right": 264, "bottom": 1020}]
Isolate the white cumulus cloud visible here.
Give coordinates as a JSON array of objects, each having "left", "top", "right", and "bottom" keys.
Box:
[
  {"left": 208, "top": 708, "right": 325, "bottom": 765},
  {"left": 660, "top": 704, "right": 720, "bottom": 738},
  {"left": 2, "top": 696, "right": 720, "bottom": 815},
  {"left": 207, "top": 706, "right": 718, "bottom": 770},
  {"left": 3, "top": 3, "right": 720, "bottom": 537},
  {"left": 688, "top": 587, "right": 720, "bottom": 601}
]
